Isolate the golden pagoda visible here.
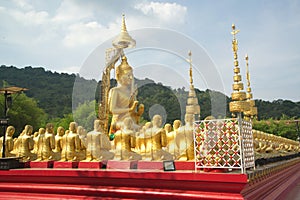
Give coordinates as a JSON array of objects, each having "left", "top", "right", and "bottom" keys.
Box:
[
  {"left": 243, "top": 54, "right": 258, "bottom": 120},
  {"left": 229, "top": 24, "right": 250, "bottom": 115},
  {"left": 185, "top": 51, "right": 200, "bottom": 119}
]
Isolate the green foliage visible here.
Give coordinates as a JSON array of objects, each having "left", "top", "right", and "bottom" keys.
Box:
[
  {"left": 1, "top": 65, "right": 300, "bottom": 138},
  {"left": 256, "top": 99, "right": 300, "bottom": 119},
  {"left": 0, "top": 65, "right": 97, "bottom": 118},
  {"left": 0, "top": 93, "right": 47, "bottom": 137},
  {"left": 51, "top": 113, "right": 74, "bottom": 133},
  {"left": 73, "top": 100, "right": 98, "bottom": 132},
  {"left": 138, "top": 83, "right": 181, "bottom": 123},
  {"left": 253, "top": 116, "right": 300, "bottom": 140}
]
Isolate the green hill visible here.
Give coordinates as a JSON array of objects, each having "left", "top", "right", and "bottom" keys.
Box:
[{"left": 0, "top": 65, "right": 299, "bottom": 122}]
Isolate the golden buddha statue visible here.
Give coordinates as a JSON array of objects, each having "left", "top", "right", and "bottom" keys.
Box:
[
  {"left": 77, "top": 126, "right": 87, "bottom": 161},
  {"left": 166, "top": 120, "right": 181, "bottom": 158},
  {"left": 53, "top": 126, "right": 65, "bottom": 160},
  {"left": 60, "top": 122, "right": 81, "bottom": 161},
  {"left": 85, "top": 119, "right": 114, "bottom": 161},
  {"left": 136, "top": 121, "right": 152, "bottom": 156},
  {"left": 113, "top": 117, "right": 142, "bottom": 160},
  {"left": 175, "top": 114, "right": 195, "bottom": 160},
  {"left": 108, "top": 56, "right": 139, "bottom": 136},
  {"left": 16, "top": 125, "right": 36, "bottom": 161},
  {"left": 143, "top": 115, "right": 173, "bottom": 161},
  {"left": 35, "top": 123, "right": 56, "bottom": 161},
  {"left": 0, "top": 125, "right": 16, "bottom": 157}
]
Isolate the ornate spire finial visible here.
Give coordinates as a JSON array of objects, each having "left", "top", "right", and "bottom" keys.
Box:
[
  {"left": 185, "top": 50, "right": 200, "bottom": 119},
  {"left": 244, "top": 54, "right": 258, "bottom": 119},
  {"left": 121, "top": 14, "right": 127, "bottom": 32},
  {"left": 112, "top": 14, "right": 136, "bottom": 49},
  {"left": 187, "top": 50, "right": 193, "bottom": 85},
  {"left": 229, "top": 24, "right": 250, "bottom": 114}
]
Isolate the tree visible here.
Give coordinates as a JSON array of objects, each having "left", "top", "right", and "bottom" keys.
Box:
[{"left": 73, "top": 100, "right": 98, "bottom": 132}]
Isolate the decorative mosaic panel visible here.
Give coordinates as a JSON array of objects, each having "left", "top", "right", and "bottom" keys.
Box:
[{"left": 193, "top": 118, "right": 255, "bottom": 173}]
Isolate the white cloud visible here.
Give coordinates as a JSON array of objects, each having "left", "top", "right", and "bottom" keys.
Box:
[
  {"left": 12, "top": 0, "right": 34, "bottom": 11},
  {"left": 63, "top": 21, "right": 118, "bottom": 48},
  {"left": 52, "top": 0, "right": 93, "bottom": 23},
  {"left": 134, "top": 1, "right": 187, "bottom": 24}
]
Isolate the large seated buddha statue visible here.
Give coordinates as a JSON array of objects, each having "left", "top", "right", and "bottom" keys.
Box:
[{"left": 108, "top": 56, "right": 140, "bottom": 136}]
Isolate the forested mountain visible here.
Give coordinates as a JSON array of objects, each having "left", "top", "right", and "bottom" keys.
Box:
[
  {"left": 1, "top": 65, "right": 299, "bottom": 122},
  {"left": 0, "top": 65, "right": 96, "bottom": 118}
]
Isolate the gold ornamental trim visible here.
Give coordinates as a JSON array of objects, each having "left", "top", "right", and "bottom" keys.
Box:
[
  {"left": 229, "top": 100, "right": 250, "bottom": 113},
  {"left": 244, "top": 106, "right": 258, "bottom": 116},
  {"left": 233, "top": 75, "right": 241, "bottom": 82},
  {"left": 232, "top": 83, "right": 244, "bottom": 91},
  {"left": 231, "top": 91, "right": 246, "bottom": 101}
]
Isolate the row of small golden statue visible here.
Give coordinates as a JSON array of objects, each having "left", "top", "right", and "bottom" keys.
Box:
[
  {"left": 0, "top": 113, "right": 195, "bottom": 162},
  {"left": 1, "top": 117, "right": 299, "bottom": 163},
  {"left": 253, "top": 129, "right": 299, "bottom": 159}
]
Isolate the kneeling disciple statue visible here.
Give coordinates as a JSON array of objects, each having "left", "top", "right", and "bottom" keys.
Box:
[
  {"left": 16, "top": 125, "right": 36, "bottom": 161},
  {"left": 85, "top": 119, "right": 114, "bottom": 161},
  {"left": 0, "top": 125, "right": 16, "bottom": 157},
  {"left": 60, "top": 122, "right": 81, "bottom": 161},
  {"left": 146, "top": 115, "right": 173, "bottom": 161},
  {"left": 35, "top": 123, "right": 55, "bottom": 161},
  {"left": 113, "top": 117, "right": 142, "bottom": 160},
  {"left": 53, "top": 126, "right": 65, "bottom": 161},
  {"left": 175, "top": 114, "right": 195, "bottom": 161}
]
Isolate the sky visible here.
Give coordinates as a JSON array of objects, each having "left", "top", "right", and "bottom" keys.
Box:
[{"left": 0, "top": 0, "right": 300, "bottom": 102}]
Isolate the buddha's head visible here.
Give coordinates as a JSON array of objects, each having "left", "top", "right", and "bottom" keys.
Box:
[
  {"left": 46, "top": 123, "right": 54, "bottom": 133},
  {"left": 116, "top": 56, "right": 133, "bottom": 86},
  {"left": 152, "top": 115, "right": 162, "bottom": 127},
  {"left": 69, "top": 122, "right": 78, "bottom": 133},
  {"left": 6, "top": 126, "right": 15, "bottom": 137},
  {"left": 123, "top": 117, "right": 133, "bottom": 129},
  {"left": 164, "top": 123, "right": 172, "bottom": 133},
  {"left": 173, "top": 120, "right": 181, "bottom": 130},
  {"left": 39, "top": 128, "right": 45, "bottom": 135},
  {"left": 57, "top": 126, "right": 65, "bottom": 136},
  {"left": 24, "top": 125, "right": 33, "bottom": 136}
]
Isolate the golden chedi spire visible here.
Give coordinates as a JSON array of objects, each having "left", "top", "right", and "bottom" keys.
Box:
[
  {"left": 229, "top": 24, "right": 250, "bottom": 114},
  {"left": 185, "top": 51, "right": 200, "bottom": 119},
  {"left": 243, "top": 54, "right": 258, "bottom": 120},
  {"left": 112, "top": 14, "right": 136, "bottom": 49}
]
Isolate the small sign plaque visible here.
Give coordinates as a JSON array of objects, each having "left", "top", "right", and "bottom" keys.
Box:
[{"left": 0, "top": 119, "right": 8, "bottom": 126}]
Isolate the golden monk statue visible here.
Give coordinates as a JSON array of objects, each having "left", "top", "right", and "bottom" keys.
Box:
[
  {"left": 136, "top": 122, "right": 152, "bottom": 155},
  {"left": 108, "top": 56, "right": 139, "bottom": 136},
  {"left": 144, "top": 115, "right": 173, "bottom": 161},
  {"left": 166, "top": 120, "right": 181, "bottom": 158},
  {"left": 35, "top": 123, "right": 55, "bottom": 161},
  {"left": 60, "top": 122, "right": 81, "bottom": 161},
  {"left": 53, "top": 126, "right": 65, "bottom": 160},
  {"left": 175, "top": 114, "right": 195, "bottom": 160},
  {"left": 113, "top": 117, "right": 142, "bottom": 160},
  {"left": 85, "top": 119, "right": 114, "bottom": 161},
  {"left": 16, "top": 125, "right": 36, "bottom": 161},
  {"left": 0, "top": 125, "right": 16, "bottom": 157},
  {"left": 77, "top": 126, "right": 87, "bottom": 160}
]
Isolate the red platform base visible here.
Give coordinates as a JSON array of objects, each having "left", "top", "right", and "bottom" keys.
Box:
[
  {"left": 175, "top": 161, "right": 195, "bottom": 170},
  {"left": 107, "top": 160, "right": 137, "bottom": 169},
  {"left": 30, "top": 161, "right": 54, "bottom": 168},
  {"left": 0, "top": 159, "right": 299, "bottom": 199},
  {"left": 137, "top": 161, "right": 163, "bottom": 170},
  {"left": 78, "top": 161, "right": 106, "bottom": 169},
  {"left": 53, "top": 161, "right": 78, "bottom": 168}
]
